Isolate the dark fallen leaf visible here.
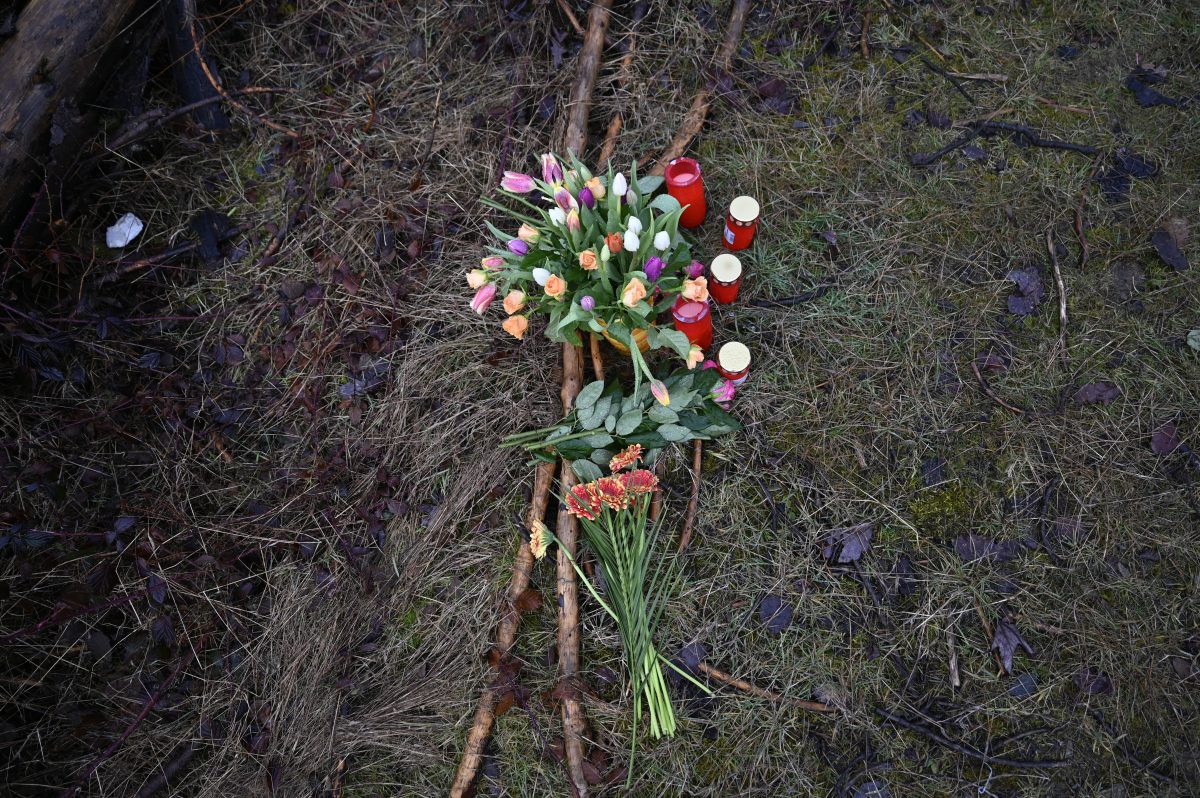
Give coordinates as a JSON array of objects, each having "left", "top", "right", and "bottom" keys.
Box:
[
  {"left": 891, "top": 555, "right": 918, "bottom": 597},
  {"left": 852, "top": 779, "right": 892, "bottom": 798},
  {"left": 1056, "top": 44, "right": 1080, "bottom": 60},
  {"left": 86, "top": 630, "right": 112, "bottom": 660},
  {"left": 582, "top": 760, "right": 604, "bottom": 786},
  {"left": 974, "top": 350, "right": 1008, "bottom": 373},
  {"left": 962, "top": 144, "right": 987, "bottom": 160},
  {"left": 818, "top": 229, "right": 838, "bottom": 247},
  {"left": 1007, "top": 671, "right": 1038, "bottom": 698},
  {"left": 147, "top": 574, "right": 167, "bottom": 604},
  {"left": 757, "top": 77, "right": 788, "bottom": 98},
  {"left": 1151, "top": 229, "right": 1188, "bottom": 271},
  {"left": 1109, "top": 260, "right": 1144, "bottom": 302},
  {"left": 513, "top": 587, "right": 542, "bottom": 614},
  {"left": 758, "top": 594, "right": 793, "bottom": 634},
  {"left": 1123, "top": 75, "right": 1180, "bottom": 108},
  {"left": 1072, "top": 382, "right": 1121, "bottom": 405},
  {"left": 1151, "top": 422, "right": 1179, "bottom": 456},
  {"left": 677, "top": 641, "right": 707, "bottom": 673},
  {"left": 151, "top": 614, "right": 175, "bottom": 645},
  {"left": 1073, "top": 666, "right": 1113, "bottom": 695},
  {"left": 114, "top": 516, "right": 137, "bottom": 533},
  {"left": 822, "top": 522, "right": 873, "bottom": 563},
  {"left": 991, "top": 620, "right": 1034, "bottom": 674},
  {"left": 1169, "top": 656, "right": 1195, "bottom": 680},
  {"left": 902, "top": 108, "right": 925, "bottom": 129},
  {"left": 264, "top": 758, "right": 281, "bottom": 795},
  {"left": 1114, "top": 148, "right": 1157, "bottom": 179},
  {"left": 1006, "top": 266, "right": 1045, "bottom": 316},
  {"left": 955, "top": 534, "right": 1022, "bottom": 563},
  {"left": 1096, "top": 149, "right": 1157, "bottom": 202}
]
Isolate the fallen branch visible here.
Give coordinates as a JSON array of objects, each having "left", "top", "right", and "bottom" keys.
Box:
[
  {"left": 697, "top": 662, "right": 834, "bottom": 713},
  {"left": 188, "top": 20, "right": 298, "bottom": 138},
  {"left": 750, "top": 285, "right": 833, "bottom": 308},
  {"left": 597, "top": 2, "right": 649, "bottom": 166},
  {"left": 589, "top": 333, "right": 605, "bottom": 382},
  {"left": 676, "top": 440, "right": 703, "bottom": 553},
  {"left": 104, "top": 88, "right": 290, "bottom": 152},
  {"left": 449, "top": 461, "right": 557, "bottom": 798},
  {"left": 876, "top": 708, "right": 1070, "bottom": 769},
  {"left": 912, "top": 120, "right": 1097, "bottom": 167},
  {"left": 561, "top": 0, "right": 613, "bottom": 157},
  {"left": 62, "top": 642, "right": 202, "bottom": 797},
  {"left": 1046, "top": 231, "right": 1068, "bottom": 367},
  {"left": 649, "top": 0, "right": 751, "bottom": 176},
  {"left": 3, "top": 588, "right": 150, "bottom": 643}
]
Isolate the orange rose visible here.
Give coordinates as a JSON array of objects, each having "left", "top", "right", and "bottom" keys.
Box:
[
  {"left": 605, "top": 232, "right": 624, "bottom": 254},
  {"left": 578, "top": 249, "right": 598, "bottom": 270},
  {"left": 621, "top": 277, "right": 648, "bottom": 308},
  {"left": 544, "top": 274, "right": 567, "bottom": 300},
  {"left": 466, "top": 269, "right": 489, "bottom": 290},
  {"left": 502, "top": 289, "right": 526, "bottom": 315},
  {"left": 682, "top": 276, "right": 709, "bottom": 303},
  {"left": 502, "top": 315, "right": 529, "bottom": 339}
]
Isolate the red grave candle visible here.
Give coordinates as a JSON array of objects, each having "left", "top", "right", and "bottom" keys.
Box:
[
  {"left": 709, "top": 253, "right": 743, "bottom": 304},
  {"left": 716, "top": 341, "right": 751, "bottom": 385},
  {"left": 722, "top": 195, "right": 760, "bottom": 251},
  {"left": 671, "top": 296, "right": 713, "bottom": 351},
  {"left": 664, "top": 157, "right": 707, "bottom": 229}
]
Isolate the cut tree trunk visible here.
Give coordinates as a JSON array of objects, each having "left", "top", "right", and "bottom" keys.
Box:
[{"left": 0, "top": 0, "right": 142, "bottom": 245}]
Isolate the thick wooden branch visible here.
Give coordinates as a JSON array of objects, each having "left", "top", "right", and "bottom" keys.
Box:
[{"left": 561, "top": 0, "right": 613, "bottom": 157}]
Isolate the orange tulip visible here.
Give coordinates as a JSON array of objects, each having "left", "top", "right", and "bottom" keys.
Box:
[
  {"left": 502, "top": 315, "right": 529, "bottom": 339},
  {"left": 605, "top": 232, "right": 624, "bottom": 254},
  {"left": 544, "top": 274, "right": 567, "bottom": 300},
  {"left": 578, "top": 249, "right": 598, "bottom": 270}
]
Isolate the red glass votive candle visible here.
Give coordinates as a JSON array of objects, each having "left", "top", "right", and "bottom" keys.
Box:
[
  {"left": 716, "top": 341, "right": 751, "bottom": 385},
  {"left": 664, "top": 157, "right": 706, "bottom": 229},
  {"left": 709, "top": 253, "right": 743, "bottom": 304},
  {"left": 671, "top": 296, "right": 713, "bottom": 351},
  {"left": 723, "top": 196, "right": 760, "bottom": 251}
]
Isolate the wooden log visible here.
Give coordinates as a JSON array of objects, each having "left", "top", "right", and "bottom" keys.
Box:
[
  {"left": 0, "top": 0, "right": 142, "bottom": 243},
  {"left": 160, "top": 0, "right": 229, "bottom": 132}
]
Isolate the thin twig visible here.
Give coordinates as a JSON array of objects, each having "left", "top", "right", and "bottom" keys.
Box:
[
  {"left": 970, "top": 360, "right": 1026, "bottom": 416},
  {"left": 920, "top": 56, "right": 974, "bottom": 103},
  {"left": 103, "top": 88, "right": 291, "bottom": 151},
  {"left": 946, "top": 621, "right": 961, "bottom": 689},
  {"left": 947, "top": 71, "right": 1008, "bottom": 82},
  {"left": 3, "top": 588, "right": 150, "bottom": 643},
  {"left": 554, "top": 0, "right": 585, "bottom": 36},
  {"left": 676, "top": 440, "right": 703, "bottom": 553},
  {"left": 749, "top": 285, "right": 833, "bottom": 308},
  {"left": 1046, "top": 231, "right": 1068, "bottom": 367},
  {"left": 697, "top": 662, "right": 834, "bottom": 713},
  {"left": 876, "top": 708, "right": 1070, "bottom": 769},
  {"left": 62, "top": 642, "right": 203, "bottom": 797},
  {"left": 188, "top": 21, "right": 298, "bottom": 137}
]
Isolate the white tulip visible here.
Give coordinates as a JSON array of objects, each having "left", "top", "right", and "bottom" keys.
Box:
[
  {"left": 654, "top": 231, "right": 670, "bottom": 251},
  {"left": 611, "top": 172, "right": 628, "bottom": 197},
  {"left": 548, "top": 208, "right": 566, "bottom": 225},
  {"left": 623, "top": 230, "right": 640, "bottom": 252},
  {"left": 627, "top": 215, "right": 643, "bottom": 234},
  {"left": 532, "top": 267, "right": 551, "bottom": 286}
]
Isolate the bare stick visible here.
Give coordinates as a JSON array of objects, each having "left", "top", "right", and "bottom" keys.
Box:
[
  {"left": 970, "top": 360, "right": 1026, "bottom": 416},
  {"left": 62, "top": 643, "right": 201, "bottom": 797},
  {"left": 1047, "top": 231, "right": 1068, "bottom": 368},
  {"left": 947, "top": 622, "right": 961, "bottom": 689},
  {"left": 555, "top": 0, "right": 585, "bottom": 35},
  {"left": 650, "top": 0, "right": 751, "bottom": 176},
  {"left": 876, "top": 708, "right": 1070, "bottom": 769},
  {"left": 589, "top": 333, "right": 605, "bottom": 382},
  {"left": 597, "top": 2, "right": 649, "bottom": 166},
  {"left": 561, "top": 0, "right": 613, "bottom": 157},
  {"left": 697, "top": 662, "right": 834, "bottom": 713},
  {"left": 556, "top": 345, "right": 588, "bottom": 798},
  {"left": 450, "top": 461, "right": 557, "bottom": 798},
  {"left": 676, "top": 440, "right": 703, "bottom": 553},
  {"left": 188, "top": 21, "right": 298, "bottom": 138},
  {"left": 947, "top": 71, "right": 1008, "bottom": 82},
  {"left": 3, "top": 588, "right": 150, "bottom": 643},
  {"left": 132, "top": 742, "right": 197, "bottom": 798}
]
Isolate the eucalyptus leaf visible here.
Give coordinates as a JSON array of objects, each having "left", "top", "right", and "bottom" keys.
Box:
[
  {"left": 648, "top": 404, "right": 679, "bottom": 424},
  {"left": 655, "top": 328, "right": 694, "bottom": 360},
  {"left": 572, "top": 460, "right": 604, "bottom": 482},
  {"left": 590, "top": 449, "right": 614, "bottom": 467},
  {"left": 605, "top": 414, "right": 617, "bottom": 433},
  {"left": 576, "top": 379, "right": 605, "bottom": 411},
  {"left": 657, "top": 423, "right": 692, "bottom": 443},
  {"left": 667, "top": 389, "right": 696, "bottom": 410},
  {"left": 579, "top": 396, "right": 612, "bottom": 430},
  {"left": 636, "top": 176, "right": 664, "bottom": 195},
  {"left": 615, "top": 409, "right": 644, "bottom": 436},
  {"left": 620, "top": 394, "right": 639, "bottom": 415},
  {"left": 648, "top": 193, "right": 682, "bottom": 215},
  {"left": 583, "top": 433, "right": 614, "bottom": 448}
]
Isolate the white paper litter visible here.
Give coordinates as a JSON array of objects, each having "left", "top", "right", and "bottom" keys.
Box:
[{"left": 106, "top": 213, "right": 144, "bottom": 248}]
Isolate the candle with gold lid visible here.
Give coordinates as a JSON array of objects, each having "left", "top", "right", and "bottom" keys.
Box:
[
  {"left": 715, "top": 341, "right": 751, "bottom": 384},
  {"left": 709, "top": 253, "right": 743, "bottom": 304},
  {"left": 722, "top": 196, "right": 760, "bottom": 251}
]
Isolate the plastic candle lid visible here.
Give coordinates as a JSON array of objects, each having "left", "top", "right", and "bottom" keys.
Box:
[
  {"left": 674, "top": 300, "right": 708, "bottom": 322},
  {"left": 729, "top": 196, "right": 760, "bottom": 223},
  {"left": 718, "top": 341, "right": 751, "bottom": 371},
  {"left": 710, "top": 253, "right": 742, "bottom": 282},
  {"left": 665, "top": 157, "right": 701, "bottom": 186}
]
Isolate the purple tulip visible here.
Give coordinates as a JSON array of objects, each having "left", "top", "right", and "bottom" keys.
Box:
[
  {"left": 686, "top": 260, "right": 705, "bottom": 278},
  {"left": 507, "top": 239, "right": 529, "bottom": 256},
  {"left": 554, "top": 187, "right": 577, "bottom": 212},
  {"left": 579, "top": 186, "right": 595, "bottom": 209},
  {"left": 644, "top": 256, "right": 664, "bottom": 282},
  {"left": 580, "top": 295, "right": 596, "bottom": 312}
]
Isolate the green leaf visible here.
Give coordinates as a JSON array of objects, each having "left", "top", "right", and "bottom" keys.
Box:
[
  {"left": 575, "top": 380, "right": 605, "bottom": 412},
  {"left": 667, "top": 389, "right": 696, "bottom": 410},
  {"left": 557, "top": 441, "right": 592, "bottom": 461},
  {"left": 655, "top": 329, "right": 693, "bottom": 361},
  {"left": 636, "top": 176, "right": 664, "bottom": 195},
  {"left": 604, "top": 414, "right": 617, "bottom": 433},
  {"left": 648, "top": 193, "right": 681, "bottom": 215},
  {"left": 590, "top": 449, "right": 614, "bottom": 467},
  {"left": 624, "top": 431, "right": 667, "bottom": 449},
  {"left": 578, "top": 395, "right": 612, "bottom": 430},
  {"left": 648, "top": 404, "right": 679, "bottom": 424},
  {"left": 583, "top": 433, "right": 614, "bottom": 448},
  {"left": 572, "top": 460, "right": 604, "bottom": 482},
  {"left": 615, "top": 409, "right": 643, "bottom": 436},
  {"left": 657, "top": 423, "right": 692, "bottom": 443}
]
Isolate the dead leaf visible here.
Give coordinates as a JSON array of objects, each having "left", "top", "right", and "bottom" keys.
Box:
[
  {"left": 1072, "top": 382, "right": 1121, "bottom": 405},
  {"left": 514, "top": 587, "right": 542, "bottom": 614},
  {"left": 1073, "top": 666, "right": 1114, "bottom": 695},
  {"left": 758, "top": 594, "right": 793, "bottom": 634},
  {"left": 1151, "top": 229, "right": 1188, "bottom": 272},
  {"left": 1151, "top": 422, "right": 1179, "bottom": 456},
  {"left": 822, "top": 522, "right": 874, "bottom": 563},
  {"left": 990, "top": 620, "right": 1034, "bottom": 674}
]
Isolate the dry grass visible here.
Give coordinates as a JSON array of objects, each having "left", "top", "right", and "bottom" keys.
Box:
[{"left": 1, "top": 0, "right": 1198, "bottom": 796}]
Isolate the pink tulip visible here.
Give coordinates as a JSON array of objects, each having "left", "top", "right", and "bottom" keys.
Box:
[
  {"left": 687, "top": 260, "right": 706, "bottom": 278},
  {"left": 481, "top": 256, "right": 504, "bottom": 269},
  {"left": 541, "top": 153, "right": 563, "bottom": 184},
  {"left": 650, "top": 380, "right": 670, "bottom": 406},
  {"left": 500, "top": 171, "right": 535, "bottom": 193},
  {"left": 470, "top": 283, "right": 497, "bottom": 315},
  {"left": 711, "top": 378, "right": 736, "bottom": 409},
  {"left": 566, "top": 209, "right": 581, "bottom": 232},
  {"left": 554, "top": 187, "right": 577, "bottom": 212}
]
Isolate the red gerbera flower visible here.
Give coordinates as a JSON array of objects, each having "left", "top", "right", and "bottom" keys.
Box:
[
  {"left": 595, "top": 476, "right": 629, "bottom": 511},
  {"left": 609, "top": 443, "right": 643, "bottom": 473},
  {"left": 565, "top": 482, "right": 602, "bottom": 520},
  {"left": 620, "top": 468, "right": 659, "bottom": 496}
]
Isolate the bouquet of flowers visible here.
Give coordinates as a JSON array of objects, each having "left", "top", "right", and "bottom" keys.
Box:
[
  {"left": 471, "top": 153, "right": 711, "bottom": 401},
  {"left": 530, "top": 446, "right": 705, "bottom": 757}
]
